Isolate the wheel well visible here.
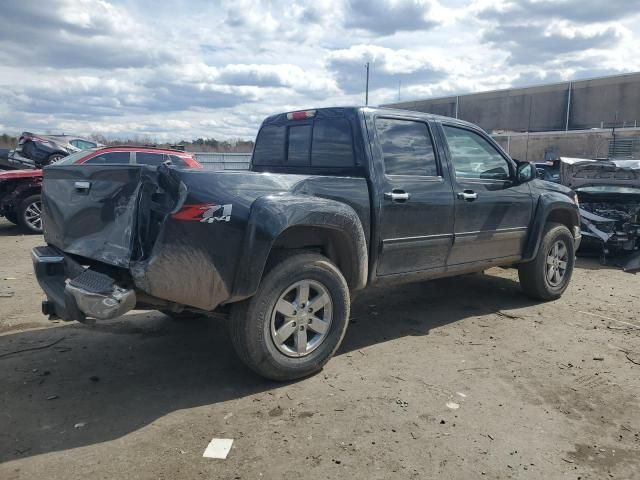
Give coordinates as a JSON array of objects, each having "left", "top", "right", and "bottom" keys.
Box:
[
  {"left": 1, "top": 184, "right": 41, "bottom": 214},
  {"left": 17, "top": 187, "right": 41, "bottom": 201},
  {"left": 269, "top": 226, "right": 358, "bottom": 289},
  {"left": 546, "top": 209, "right": 577, "bottom": 232}
]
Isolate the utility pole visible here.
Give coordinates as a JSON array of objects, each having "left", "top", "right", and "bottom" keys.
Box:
[
  {"left": 611, "top": 111, "right": 618, "bottom": 159},
  {"left": 365, "top": 62, "right": 370, "bottom": 106},
  {"left": 397, "top": 80, "right": 401, "bottom": 102},
  {"left": 564, "top": 81, "right": 572, "bottom": 131}
]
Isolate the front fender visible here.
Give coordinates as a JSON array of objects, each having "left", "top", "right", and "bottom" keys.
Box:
[
  {"left": 521, "top": 192, "right": 580, "bottom": 262},
  {"left": 231, "top": 194, "right": 368, "bottom": 300}
]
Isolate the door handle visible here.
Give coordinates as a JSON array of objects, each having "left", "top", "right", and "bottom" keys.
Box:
[
  {"left": 74, "top": 181, "right": 91, "bottom": 193},
  {"left": 457, "top": 190, "right": 478, "bottom": 201},
  {"left": 384, "top": 190, "right": 410, "bottom": 202}
]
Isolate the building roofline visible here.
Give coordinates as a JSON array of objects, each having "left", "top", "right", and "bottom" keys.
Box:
[{"left": 387, "top": 71, "right": 640, "bottom": 107}]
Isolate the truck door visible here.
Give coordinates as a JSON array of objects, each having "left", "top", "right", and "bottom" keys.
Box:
[
  {"left": 373, "top": 116, "right": 455, "bottom": 275},
  {"left": 440, "top": 124, "right": 533, "bottom": 265}
]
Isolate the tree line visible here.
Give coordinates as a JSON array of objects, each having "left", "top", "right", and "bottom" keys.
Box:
[{"left": 0, "top": 133, "right": 254, "bottom": 153}]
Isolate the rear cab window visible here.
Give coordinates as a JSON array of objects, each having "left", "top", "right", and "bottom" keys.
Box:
[{"left": 252, "top": 111, "right": 357, "bottom": 174}]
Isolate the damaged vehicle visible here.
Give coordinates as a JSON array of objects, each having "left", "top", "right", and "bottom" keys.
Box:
[
  {"left": 560, "top": 157, "right": 640, "bottom": 272},
  {"left": 7, "top": 132, "right": 101, "bottom": 169},
  {"left": 32, "top": 107, "right": 581, "bottom": 380},
  {"left": 0, "top": 169, "right": 44, "bottom": 232},
  {"left": 1, "top": 146, "right": 201, "bottom": 233}
]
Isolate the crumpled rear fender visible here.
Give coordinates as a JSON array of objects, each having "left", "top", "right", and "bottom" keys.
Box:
[{"left": 231, "top": 194, "right": 368, "bottom": 300}]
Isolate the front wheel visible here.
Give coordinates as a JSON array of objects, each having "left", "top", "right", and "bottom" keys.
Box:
[
  {"left": 518, "top": 222, "right": 575, "bottom": 300},
  {"left": 229, "top": 252, "right": 350, "bottom": 381}
]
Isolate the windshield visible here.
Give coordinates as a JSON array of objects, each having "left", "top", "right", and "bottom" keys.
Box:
[
  {"left": 576, "top": 185, "right": 640, "bottom": 194},
  {"left": 52, "top": 149, "right": 96, "bottom": 165}
]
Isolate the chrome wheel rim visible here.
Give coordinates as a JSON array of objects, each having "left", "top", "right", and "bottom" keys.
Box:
[
  {"left": 24, "top": 200, "right": 42, "bottom": 231},
  {"left": 270, "top": 280, "right": 333, "bottom": 357},
  {"left": 49, "top": 155, "right": 63, "bottom": 164},
  {"left": 546, "top": 240, "right": 568, "bottom": 287}
]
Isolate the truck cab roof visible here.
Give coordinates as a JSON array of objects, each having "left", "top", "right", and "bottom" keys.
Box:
[{"left": 261, "top": 106, "right": 479, "bottom": 130}]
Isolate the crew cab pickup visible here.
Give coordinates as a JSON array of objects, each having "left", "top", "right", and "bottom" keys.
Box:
[{"left": 32, "top": 107, "right": 581, "bottom": 380}]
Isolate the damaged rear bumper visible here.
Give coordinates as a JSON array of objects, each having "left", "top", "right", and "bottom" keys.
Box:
[{"left": 32, "top": 245, "right": 136, "bottom": 321}]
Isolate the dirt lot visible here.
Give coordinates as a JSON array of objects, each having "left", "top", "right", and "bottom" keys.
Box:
[{"left": 0, "top": 218, "right": 639, "bottom": 480}]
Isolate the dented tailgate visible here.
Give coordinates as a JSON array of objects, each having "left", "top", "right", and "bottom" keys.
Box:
[{"left": 42, "top": 165, "right": 154, "bottom": 267}]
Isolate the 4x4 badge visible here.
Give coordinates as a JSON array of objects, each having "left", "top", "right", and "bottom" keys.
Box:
[
  {"left": 172, "top": 203, "right": 232, "bottom": 223},
  {"left": 201, "top": 204, "right": 232, "bottom": 223}
]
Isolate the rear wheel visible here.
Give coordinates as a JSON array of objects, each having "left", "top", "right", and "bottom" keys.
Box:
[
  {"left": 4, "top": 211, "right": 18, "bottom": 225},
  {"left": 518, "top": 222, "right": 575, "bottom": 300},
  {"left": 229, "top": 252, "right": 350, "bottom": 381},
  {"left": 16, "top": 194, "right": 43, "bottom": 234}
]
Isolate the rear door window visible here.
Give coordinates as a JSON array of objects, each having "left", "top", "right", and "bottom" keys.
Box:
[
  {"left": 135, "top": 152, "right": 167, "bottom": 166},
  {"left": 375, "top": 118, "right": 438, "bottom": 176},
  {"left": 84, "top": 152, "right": 131, "bottom": 164}
]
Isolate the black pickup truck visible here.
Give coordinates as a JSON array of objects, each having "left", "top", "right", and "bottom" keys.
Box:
[{"left": 32, "top": 107, "right": 581, "bottom": 380}]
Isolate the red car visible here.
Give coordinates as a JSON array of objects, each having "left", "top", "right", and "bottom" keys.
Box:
[{"left": 0, "top": 146, "right": 201, "bottom": 233}]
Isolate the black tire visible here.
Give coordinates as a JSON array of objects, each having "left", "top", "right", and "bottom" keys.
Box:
[
  {"left": 229, "top": 252, "right": 350, "bottom": 381},
  {"left": 518, "top": 222, "right": 575, "bottom": 300},
  {"left": 4, "top": 211, "right": 18, "bottom": 225},
  {"left": 16, "top": 194, "right": 43, "bottom": 234}
]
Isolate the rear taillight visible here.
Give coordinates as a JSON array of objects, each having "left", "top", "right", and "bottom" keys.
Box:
[{"left": 287, "top": 110, "right": 316, "bottom": 120}]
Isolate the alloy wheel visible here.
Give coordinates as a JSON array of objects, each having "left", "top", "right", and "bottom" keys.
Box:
[
  {"left": 269, "top": 280, "right": 333, "bottom": 357},
  {"left": 546, "top": 240, "right": 568, "bottom": 287},
  {"left": 23, "top": 200, "right": 42, "bottom": 231}
]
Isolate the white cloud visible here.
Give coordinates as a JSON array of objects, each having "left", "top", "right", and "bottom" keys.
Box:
[{"left": 0, "top": 0, "right": 638, "bottom": 141}]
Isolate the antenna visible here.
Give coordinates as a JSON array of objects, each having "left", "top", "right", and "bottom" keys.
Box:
[{"left": 365, "top": 62, "right": 370, "bottom": 106}]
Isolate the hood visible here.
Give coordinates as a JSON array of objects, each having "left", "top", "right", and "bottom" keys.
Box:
[
  {"left": 529, "top": 178, "right": 575, "bottom": 197},
  {"left": 0, "top": 169, "right": 43, "bottom": 180},
  {"left": 560, "top": 157, "right": 640, "bottom": 189}
]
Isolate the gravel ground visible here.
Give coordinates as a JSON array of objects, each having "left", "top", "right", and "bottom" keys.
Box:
[{"left": 0, "top": 218, "right": 638, "bottom": 479}]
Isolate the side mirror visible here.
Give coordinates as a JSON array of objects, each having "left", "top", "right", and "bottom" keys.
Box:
[{"left": 516, "top": 161, "right": 536, "bottom": 183}]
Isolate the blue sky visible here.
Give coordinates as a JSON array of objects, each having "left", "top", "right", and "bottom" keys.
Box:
[{"left": 0, "top": 0, "right": 638, "bottom": 141}]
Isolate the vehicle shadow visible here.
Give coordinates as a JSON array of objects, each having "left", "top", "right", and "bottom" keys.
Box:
[
  {"left": 340, "top": 271, "right": 536, "bottom": 353},
  {"left": 0, "top": 272, "right": 534, "bottom": 462},
  {"left": 575, "top": 255, "right": 631, "bottom": 272},
  {"left": 0, "top": 219, "right": 37, "bottom": 237}
]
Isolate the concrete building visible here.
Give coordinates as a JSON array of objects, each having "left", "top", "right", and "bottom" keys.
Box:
[{"left": 385, "top": 72, "right": 640, "bottom": 160}]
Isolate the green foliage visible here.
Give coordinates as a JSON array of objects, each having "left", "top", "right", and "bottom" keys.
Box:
[{"left": 0, "top": 133, "right": 17, "bottom": 149}]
